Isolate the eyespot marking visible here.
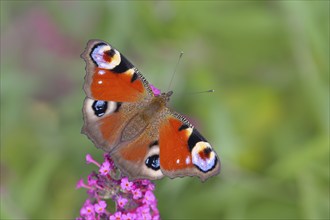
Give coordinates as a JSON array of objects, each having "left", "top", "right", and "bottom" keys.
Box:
[
  {"left": 142, "top": 145, "right": 163, "bottom": 179},
  {"left": 191, "top": 142, "right": 217, "bottom": 173},
  {"left": 86, "top": 99, "right": 118, "bottom": 119},
  {"left": 145, "top": 155, "right": 160, "bottom": 171},
  {"left": 92, "top": 100, "right": 108, "bottom": 117},
  {"left": 90, "top": 44, "right": 121, "bottom": 69},
  {"left": 112, "top": 53, "right": 134, "bottom": 73}
]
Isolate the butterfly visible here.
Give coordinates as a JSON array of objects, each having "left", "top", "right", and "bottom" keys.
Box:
[{"left": 81, "top": 40, "right": 220, "bottom": 181}]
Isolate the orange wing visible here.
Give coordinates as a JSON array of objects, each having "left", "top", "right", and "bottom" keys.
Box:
[
  {"left": 81, "top": 40, "right": 153, "bottom": 102},
  {"left": 159, "top": 113, "right": 220, "bottom": 181}
]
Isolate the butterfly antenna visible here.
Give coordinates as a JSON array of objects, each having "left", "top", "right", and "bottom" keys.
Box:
[
  {"left": 185, "top": 89, "right": 215, "bottom": 96},
  {"left": 168, "top": 51, "right": 184, "bottom": 91}
]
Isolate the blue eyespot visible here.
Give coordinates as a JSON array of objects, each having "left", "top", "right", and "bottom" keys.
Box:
[
  {"left": 145, "top": 155, "right": 160, "bottom": 171},
  {"left": 92, "top": 100, "right": 108, "bottom": 117}
]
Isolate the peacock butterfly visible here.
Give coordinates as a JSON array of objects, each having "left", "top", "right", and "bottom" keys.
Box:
[{"left": 81, "top": 40, "right": 220, "bottom": 181}]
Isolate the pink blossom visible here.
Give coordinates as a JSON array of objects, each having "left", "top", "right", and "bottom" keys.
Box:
[
  {"left": 109, "top": 211, "right": 122, "bottom": 220},
  {"left": 76, "top": 179, "right": 91, "bottom": 189},
  {"left": 152, "top": 214, "right": 161, "bottom": 220},
  {"left": 77, "top": 153, "right": 159, "bottom": 219},
  {"left": 117, "top": 196, "right": 128, "bottom": 208},
  {"left": 147, "top": 183, "right": 155, "bottom": 191},
  {"left": 121, "top": 177, "right": 133, "bottom": 191},
  {"left": 94, "top": 200, "right": 107, "bottom": 214},
  {"left": 141, "top": 179, "right": 151, "bottom": 186},
  {"left": 87, "top": 174, "right": 97, "bottom": 186},
  {"left": 99, "top": 161, "right": 111, "bottom": 175},
  {"left": 150, "top": 84, "right": 161, "bottom": 96},
  {"left": 137, "top": 205, "right": 152, "bottom": 220},
  {"left": 143, "top": 190, "right": 156, "bottom": 205},
  {"left": 132, "top": 188, "right": 142, "bottom": 200},
  {"left": 80, "top": 200, "right": 95, "bottom": 217},
  {"left": 122, "top": 213, "right": 137, "bottom": 220},
  {"left": 86, "top": 154, "right": 100, "bottom": 167}
]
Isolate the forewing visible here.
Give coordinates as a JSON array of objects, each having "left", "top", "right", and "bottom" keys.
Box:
[{"left": 81, "top": 39, "right": 153, "bottom": 102}]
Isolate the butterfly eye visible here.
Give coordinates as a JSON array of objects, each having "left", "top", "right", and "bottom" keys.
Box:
[
  {"left": 92, "top": 100, "right": 108, "bottom": 117},
  {"left": 145, "top": 155, "right": 160, "bottom": 171}
]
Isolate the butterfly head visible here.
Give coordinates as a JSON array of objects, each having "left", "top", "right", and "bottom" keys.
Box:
[{"left": 160, "top": 91, "right": 173, "bottom": 102}]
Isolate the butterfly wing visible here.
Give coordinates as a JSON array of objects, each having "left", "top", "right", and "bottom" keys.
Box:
[
  {"left": 82, "top": 97, "right": 164, "bottom": 180},
  {"left": 110, "top": 126, "right": 164, "bottom": 180},
  {"left": 82, "top": 40, "right": 164, "bottom": 179},
  {"left": 159, "top": 111, "right": 220, "bottom": 181},
  {"left": 81, "top": 39, "right": 153, "bottom": 102},
  {"left": 82, "top": 98, "right": 129, "bottom": 151},
  {"left": 81, "top": 40, "right": 152, "bottom": 152}
]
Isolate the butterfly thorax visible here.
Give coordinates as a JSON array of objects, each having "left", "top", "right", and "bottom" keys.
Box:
[{"left": 120, "top": 91, "right": 173, "bottom": 142}]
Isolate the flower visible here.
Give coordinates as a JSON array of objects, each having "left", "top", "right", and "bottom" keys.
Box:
[
  {"left": 99, "top": 160, "right": 111, "bottom": 175},
  {"left": 150, "top": 84, "right": 161, "bottom": 96},
  {"left": 86, "top": 154, "right": 100, "bottom": 167},
  {"left": 122, "top": 212, "right": 137, "bottom": 220},
  {"left": 80, "top": 199, "right": 95, "bottom": 218},
  {"left": 143, "top": 190, "right": 156, "bottom": 205},
  {"left": 76, "top": 179, "right": 88, "bottom": 189},
  {"left": 120, "top": 177, "right": 133, "bottom": 192},
  {"left": 132, "top": 188, "right": 142, "bottom": 200},
  {"left": 109, "top": 211, "right": 122, "bottom": 220},
  {"left": 94, "top": 200, "right": 107, "bottom": 214},
  {"left": 76, "top": 153, "right": 160, "bottom": 220},
  {"left": 117, "top": 196, "right": 128, "bottom": 208}
]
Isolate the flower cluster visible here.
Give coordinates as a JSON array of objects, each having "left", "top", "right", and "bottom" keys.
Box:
[{"left": 76, "top": 153, "right": 160, "bottom": 220}]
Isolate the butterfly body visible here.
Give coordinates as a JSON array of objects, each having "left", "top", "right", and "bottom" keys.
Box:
[{"left": 81, "top": 40, "right": 220, "bottom": 181}]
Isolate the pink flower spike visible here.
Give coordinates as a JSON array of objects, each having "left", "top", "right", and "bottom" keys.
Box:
[
  {"left": 120, "top": 177, "right": 133, "bottom": 192},
  {"left": 150, "top": 84, "right": 161, "bottom": 96},
  {"left": 117, "top": 196, "right": 128, "bottom": 208},
  {"left": 86, "top": 154, "right": 101, "bottom": 167},
  {"left": 94, "top": 200, "right": 107, "bottom": 214},
  {"left": 99, "top": 161, "right": 111, "bottom": 175},
  {"left": 109, "top": 211, "right": 122, "bottom": 220}
]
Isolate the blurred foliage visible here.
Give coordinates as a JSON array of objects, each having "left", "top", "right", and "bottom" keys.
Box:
[{"left": 0, "top": 1, "right": 329, "bottom": 219}]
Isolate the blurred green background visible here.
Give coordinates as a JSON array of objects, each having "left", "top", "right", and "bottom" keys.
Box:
[{"left": 1, "top": 1, "right": 329, "bottom": 219}]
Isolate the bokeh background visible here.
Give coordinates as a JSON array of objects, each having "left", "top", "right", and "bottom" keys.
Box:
[{"left": 1, "top": 1, "right": 329, "bottom": 219}]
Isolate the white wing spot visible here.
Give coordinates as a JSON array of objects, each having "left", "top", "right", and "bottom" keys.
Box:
[
  {"left": 185, "top": 156, "right": 191, "bottom": 165},
  {"left": 98, "top": 70, "right": 105, "bottom": 75},
  {"left": 176, "top": 159, "right": 180, "bottom": 164},
  {"left": 98, "top": 80, "right": 103, "bottom": 84}
]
